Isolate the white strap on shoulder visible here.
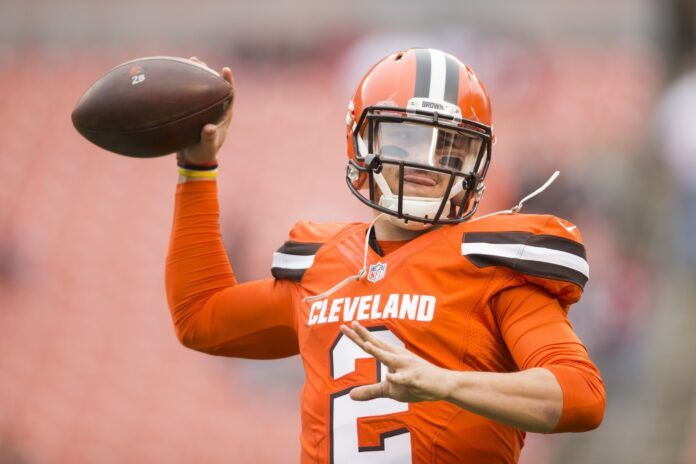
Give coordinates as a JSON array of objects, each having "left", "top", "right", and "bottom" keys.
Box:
[
  {"left": 511, "top": 170, "right": 559, "bottom": 213},
  {"left": 303, "top": 172, "right": 561, "bottom": 302},
  {"left": 470, "top": 171, "right": 560, "bottom": 222}
]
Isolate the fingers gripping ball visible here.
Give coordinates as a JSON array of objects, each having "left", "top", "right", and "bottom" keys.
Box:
[
  {"left": 177, "top": 62, "right": 234, "bottom": 168},
  {"left": 71, "top": 56, "right": 234, "bottom": 158}
]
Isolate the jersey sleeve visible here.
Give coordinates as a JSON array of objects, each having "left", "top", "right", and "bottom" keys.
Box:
[
  {"left": 462, "top": 214, "right": 589, "bottom": 307},
  {"left": 271, "top": 220, "right": 349, "bottom": 282},
  {"left": 165, "top": 180, "right": 299, "bottom": 359},
  {"left": 492, "top": 284, "right": 606, "bottom": 432}
]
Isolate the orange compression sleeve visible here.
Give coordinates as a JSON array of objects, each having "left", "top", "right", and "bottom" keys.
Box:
[
  {"left": 165, "top": 180, "right": 299, "bottom": 359},
  {"left": 492, "top": 285, "right": 606, "bottom": 433}
]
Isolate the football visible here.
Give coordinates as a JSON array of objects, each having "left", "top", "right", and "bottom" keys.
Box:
[{"left": 71, "top": 56, "right": 233, "bottom": 158}]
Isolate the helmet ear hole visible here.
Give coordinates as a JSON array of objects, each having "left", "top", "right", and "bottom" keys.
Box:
[{"left": 394, "top": 52, "right": 404, "bottom": 61}]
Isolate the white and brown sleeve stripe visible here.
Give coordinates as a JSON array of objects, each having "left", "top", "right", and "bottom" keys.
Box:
[
  {"left": 461, "top": 231, "right": 589, "bottom": 288},
  {"left": 271, "top": 241, "right": 322, "bottom": 281}
]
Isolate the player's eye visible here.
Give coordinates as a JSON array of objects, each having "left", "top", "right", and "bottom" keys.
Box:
[{"left": 438, "top": 156, "right": 463, "bottom": 170}]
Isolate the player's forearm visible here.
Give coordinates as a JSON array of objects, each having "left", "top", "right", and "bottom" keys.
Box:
[
  {"left": 165, "top": 178, "right": 300, "bottom": 358},
  {"left": 444, "top": 367, "right": 562, "bottom": 433},
  {"left": 165, "top": 179, "right": 236, "bottom": 342}
]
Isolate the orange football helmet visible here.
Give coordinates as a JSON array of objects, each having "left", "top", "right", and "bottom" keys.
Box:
[{"left": 345, "top": 48, "right": 493, "bottom": 229}]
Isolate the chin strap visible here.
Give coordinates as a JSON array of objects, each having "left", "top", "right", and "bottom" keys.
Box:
[
  {"left": 470, "top": 171, "right": 560, "bottom": 222},
  {"left": 303, "top": 213, "right": 386, "bottom": 303}
]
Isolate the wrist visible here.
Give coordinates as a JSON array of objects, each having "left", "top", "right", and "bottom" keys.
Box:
[
  {"left": 177, "top": 165, "right": 218, "bottom": 183},
  {"left": 178, "top": 175, "right": 217, "bottom": 183},
  {"left": 442, "top": 370, "right": 471, "bottom": 403},
  {"left": 176, "top": 152, "right": 218, "bottom": 169},
  {"left": 178, "top": 161, "right": 218, "bottom": 170}
]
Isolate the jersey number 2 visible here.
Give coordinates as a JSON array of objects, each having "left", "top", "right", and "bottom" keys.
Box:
[{"left": 329, "top": 326, "right": 412, "bottom": 463}]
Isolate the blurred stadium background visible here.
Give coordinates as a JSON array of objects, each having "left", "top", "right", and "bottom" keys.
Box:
[{"left": 1, "top": 0, "right": 695, "bottom": 462}]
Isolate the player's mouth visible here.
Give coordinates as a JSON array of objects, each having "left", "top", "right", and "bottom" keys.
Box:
[{"left": 403, "top": 173, "right": 438, "bottom": 186}]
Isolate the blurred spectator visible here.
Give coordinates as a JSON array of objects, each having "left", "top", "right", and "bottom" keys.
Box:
[{"left": 655, "top": 54, "right": 696, "bottom": 271}]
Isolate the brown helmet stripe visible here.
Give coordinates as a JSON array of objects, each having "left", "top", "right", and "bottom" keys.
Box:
[{"left": 414, "top": 48, "right": 431, "bottom": 98}]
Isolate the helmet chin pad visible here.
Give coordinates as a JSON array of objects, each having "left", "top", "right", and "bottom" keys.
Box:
[
  {"left": 378, "top": 194, "right": 440, "bottom": 230},
  {"left": 385, "top": 214, "right": 434, "bottom": 230}
]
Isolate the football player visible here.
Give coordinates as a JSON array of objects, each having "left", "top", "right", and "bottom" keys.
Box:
[{"left": 167, "top": 49, "right": 605, "bottom": 463}]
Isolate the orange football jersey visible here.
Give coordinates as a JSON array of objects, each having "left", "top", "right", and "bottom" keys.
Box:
[{"left": 166, "top": 181, "right": 605, "bottom": 464}]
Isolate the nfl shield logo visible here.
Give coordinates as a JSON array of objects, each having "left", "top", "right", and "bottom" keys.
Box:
[{"left": 367, "top": 262, "right": 387, "bottom": 283}]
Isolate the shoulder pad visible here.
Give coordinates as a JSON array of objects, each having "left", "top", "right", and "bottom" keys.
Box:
[
  {"left": 271, "top": 221, "right": 351, "bottom": 282},
  {"left": 460, "top": 213, "right": 588, "bottom": 306}
]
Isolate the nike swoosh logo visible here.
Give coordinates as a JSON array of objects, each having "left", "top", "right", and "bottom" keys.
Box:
[{"left": 556, "top": 218, "right": 577, "bottom": 233}]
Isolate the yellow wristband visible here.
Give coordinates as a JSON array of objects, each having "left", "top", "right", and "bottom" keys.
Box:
[{"left": 178, "top": 168, "right": 218, "bottom": 178}]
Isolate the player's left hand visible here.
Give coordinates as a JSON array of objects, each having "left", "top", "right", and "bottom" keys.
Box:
[{"left": 340, "top": 321, "right": 455, "bottom": 403}]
